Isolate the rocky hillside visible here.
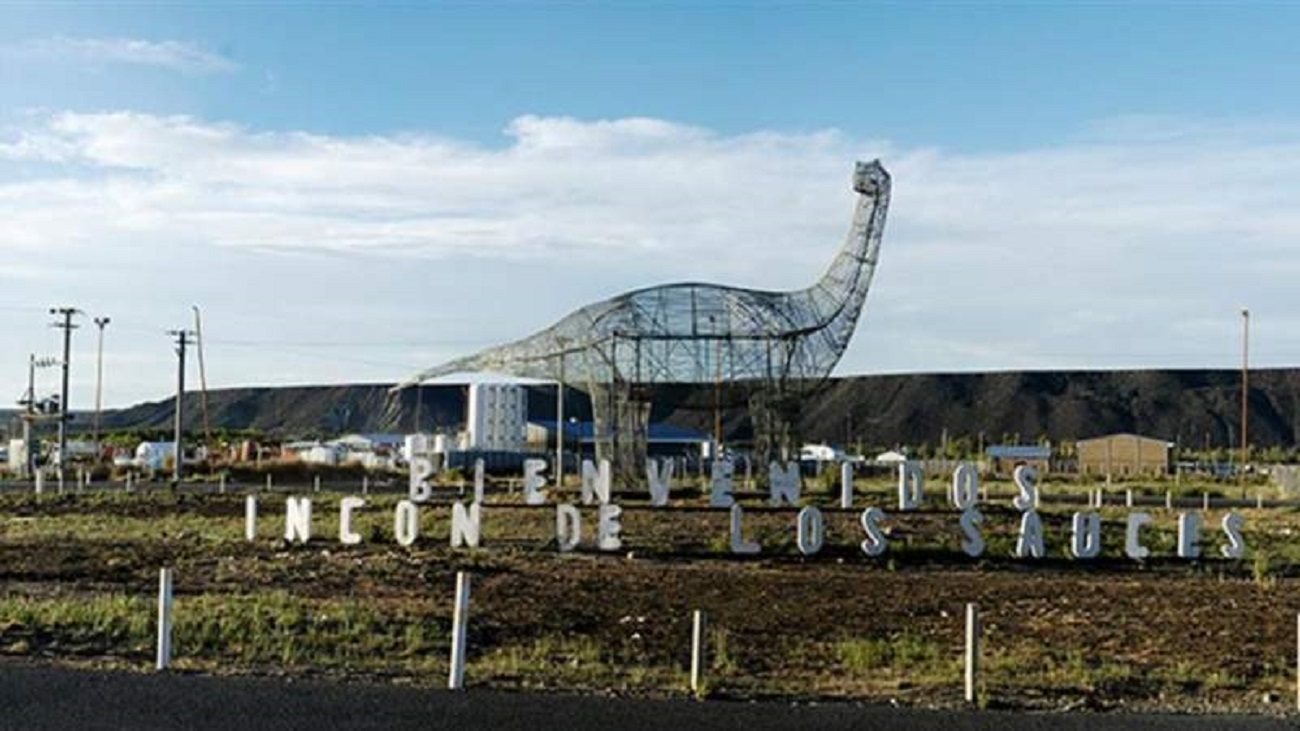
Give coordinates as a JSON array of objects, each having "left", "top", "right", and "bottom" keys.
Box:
[{"left": 62, "top": 368, "right": 1300, "bottom": 449}]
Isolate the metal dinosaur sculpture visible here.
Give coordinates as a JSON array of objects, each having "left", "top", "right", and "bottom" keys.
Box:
[{"left": 397, "top": 160, "right": 892, "bottom": 480}]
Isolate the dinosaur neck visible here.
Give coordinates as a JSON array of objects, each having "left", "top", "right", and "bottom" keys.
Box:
[{"left": 800, "top": 177, "right": 891, "bottom": 329}]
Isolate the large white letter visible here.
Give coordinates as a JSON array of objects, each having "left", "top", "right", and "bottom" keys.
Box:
[
  {"left": 284, "top": 497, "right": 312, "bottom": 543},
  {"left": 729, "top": 504, "right": 760, "bottom": 554},
  {"left": 1177, "top": 512, "right": 1201, "bottom": 559},
  {"left": 950, "top": 462, "right": 979, "bottom": 510},
  {"left": 860, "top": 507, "right": 888, "bottom": 556},
  {"left": 339, "top": 496, "right": 365, "bottom": 546},
  {"left": 796, "top": 506, "right": 824, "bottom": 556},
  {"left": 394, "top": 499, "right": 419, "bottom": 547},
  {"left": 450, "top": 502, "right": 482, "bottom": 548},
  {"left": 245, "top": 495, "right": 257, "bottom": 542},
  {"left": 960, "top": 508, "right": 984, "bottom": 558},
  {"left": 597, "top": 504, "right": 623, "bottom": 551},
  {"left": 1015, "top": 510, "right": 1045, "bottom": 559},
  {"left": 1125, "top": 512, "right": 1152, "bottom": 560},
  {"left": 523, "top": 458, "right": 548, "bottom": 506},
  {"left": 555, "top": 504, "right": 581, "bottom": 552},
  {"left": 1221, "top": 512, "right": 1246, "bottom": 559},
  {"left": 898, "top": 462, "right": 924, "bottom": 511},
  {"left": 769, "top": 462, "right": 801, "bottom": 506},
  {"left": 1012, "top": 465, "right": 1038, "bottom": 511},
  {"left": 647, "top": 459, "right": 673, "bottom": 507},
  {"left": 1070, "top": 511, "right": 1102, "bottom": 559},
  {"left": 710, "top": 459, "right": 735, "bottom": 508},
  {"left": 582, "top": 459, "right": 612, "bottom": 505},
  {"left": 408, "top": 456, "right": 433, "bottom": 503}
]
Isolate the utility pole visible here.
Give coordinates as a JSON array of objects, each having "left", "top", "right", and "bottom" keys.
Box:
[
  {"left": 556, "top": 353, "right": 565, "bottom": 488},
  {"left": 93, "top": 316, "right": 110, "bottom": 448},
  {"left": 168, "top": 329, "right": 196, "bottom": 487},
  {"left": 1241, "top": 308, "right": 1250, "bottom": 490},
  {"left": 49, "top": 307, "right": 80, "bottom": 488},
  {"left": 192, "top": 306, "right": 212, "bottom": 454},
  {"left": 20, "top": 354, "right": 58, "bottom": 478}
]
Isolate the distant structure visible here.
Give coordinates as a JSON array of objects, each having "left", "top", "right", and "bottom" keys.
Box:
[
  {"left": 466, "top": 383, "right": 527, "bottom": 452},
  {"left": 397, "top": 160, "right": 892, "bottom": 483},
  {"left": 1077, "top": 433, "right": 1172, "bottom": 479}
]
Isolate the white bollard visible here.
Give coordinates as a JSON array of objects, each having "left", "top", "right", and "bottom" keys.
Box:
[
  {"left": 265, "top": 473, "right": 272, "bottom": 493},
  {"left": 314, "top": 475, "right": 321, "bottom": 494},
  {"left": 1165, "top": 490, "right": 1173, "bottom": 510},
  {"left": 34, "top": 471, "right": 43, "bottom": 495},
  {"left": 965, "top": 602, "right": 980, "bottom": 704},
  {"left": 362, "top": 475, "right": 369, "bottom": 496},
  {"left": 839, "top": 463, "right": 853, "bottom": 509},
  {"left": 1125, "top": 489, "right": 1133, "bottom": 508},
  {"left": 156, "top": 568, "right": 174, "bottom": 671},
  {"left": 449, "top": 572, "right": 471, "bottom": 690},
  {"left": 1203, "top": 492, "right": 1210, "bottom": 511},
  {"left": 691, "top": 609, "right": 706, "bottom": 697}
]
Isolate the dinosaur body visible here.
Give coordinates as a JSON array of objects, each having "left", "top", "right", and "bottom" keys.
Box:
[{"left": 400, "top": 160, "right": 891, "bottom": 388}]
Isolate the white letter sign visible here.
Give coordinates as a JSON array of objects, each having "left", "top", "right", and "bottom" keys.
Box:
[
  {"left": 796, "top": 506, "right": 824, "bottom": 556},
  {"left": 769, "top": 462, "right": 801, "bottom": 506},
  {"left": 710, "top": 459, "right": 735, "bottom": 508},
  {"left": 950, "top": 462, "right": 979, "bottom": 510},
  {"left": 729, "top": 504, "right": 760, "bottom": 554},
  {"left": 897, "top": 462, "right": 923, "bottom": 511},
  {"left": 597, "top": 504, "right": 623, "bottom": 551},
  {"left": 1221, "top": 512, "right": 1246, "bottom": 559},
  {"left": 284, "top": 497, "right": 312, "bottom": 544},
  {"left": 523, "top": 459, "right": 548, "bottom": 506},
  {"left": 1015, "top": 510, "right": 1045, "bottom": 559},
  {"left": 339, "top": 496, "right": 365, "bottom": 545},
  {"left": 582, "top": 459, "right": 612, "bottom": 505},
  {"left": 1125, "top": 512, "right": 1152, "bottom": 560},
  {"left": 860, "top": 507, "right": 888, "bottom": 557},
  {"left": 450, "top": 502, "right": 482, "bottom": 549},
  {"left": 1012, "top": 465, "right": 1038, "bottom": 511},
  {"left": 556, "top": 504, "right": 581, "bottom": 552},
  {"left": 1177, "top": 512, "right": 1201, "bottom": 559},
  {"left": 1070, "top": 511, "right": 1101, "bottom": 559},
  {"left": 394, "top": 499, "right": 419, "bottom": 547},
  {"left": 647, "top": 459, "right": 673, "bottom": 507}
]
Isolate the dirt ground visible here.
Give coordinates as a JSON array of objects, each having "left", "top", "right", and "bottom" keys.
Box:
[{"left": 0, "top": 485, "right": 1297, "bottom": 715}]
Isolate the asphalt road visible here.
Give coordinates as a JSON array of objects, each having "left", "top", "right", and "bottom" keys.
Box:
[{"left": 0, "top": 662, "right": 1295, "bottom": 731}]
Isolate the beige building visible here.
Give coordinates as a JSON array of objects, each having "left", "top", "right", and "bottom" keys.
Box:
[{"left": 1076, "top": 433, "right": 1171, "bottom": 477}]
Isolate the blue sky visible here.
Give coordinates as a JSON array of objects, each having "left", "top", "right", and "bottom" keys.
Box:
[{"left": 1, "top": 4, "right": 1299, "bottom": 408}]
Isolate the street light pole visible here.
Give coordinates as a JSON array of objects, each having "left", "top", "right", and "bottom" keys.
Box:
[{"left": 93, "top": 316, "right": 110, "bottom": 448}]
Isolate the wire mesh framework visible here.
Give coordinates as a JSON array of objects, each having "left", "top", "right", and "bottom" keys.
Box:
[{"left": 398, "top": 160, "right": 892, "bottom": 482}]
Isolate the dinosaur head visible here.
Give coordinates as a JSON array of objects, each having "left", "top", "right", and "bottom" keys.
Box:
[{"left": 853, "top": 159, "right": 890, "bottom": 196}]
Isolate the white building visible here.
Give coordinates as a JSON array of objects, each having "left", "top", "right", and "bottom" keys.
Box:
[{"left": 466, "top": 382, "right": 527, "bottom": 452}]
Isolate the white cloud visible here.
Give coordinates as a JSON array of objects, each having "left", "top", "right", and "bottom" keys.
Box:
[
  {"left": 1, "top": 110, "right": 1299, "bottom": 408},
  {"left": 9, "top": 36, "right": 238, "bottom": 74}
]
